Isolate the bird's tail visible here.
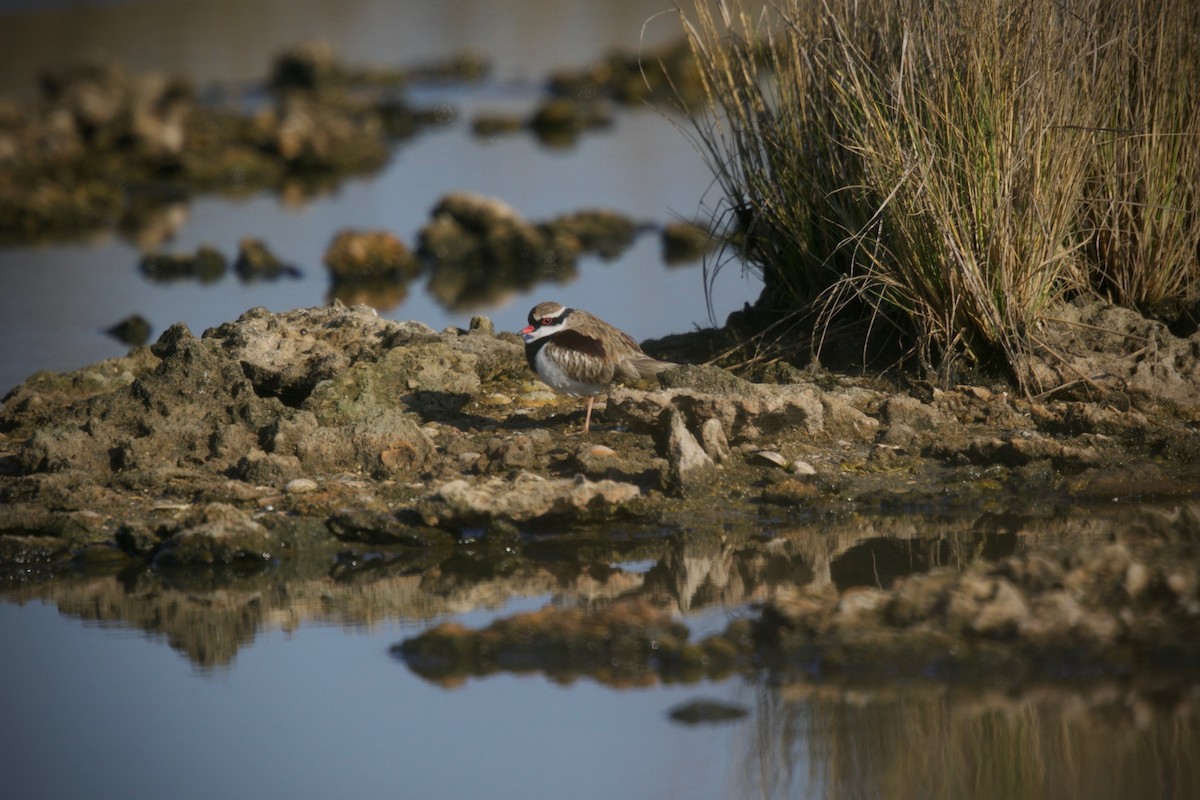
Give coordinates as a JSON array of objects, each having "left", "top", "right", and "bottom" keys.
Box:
[{"left": 622, "top": 355, "right": 676, "bottom": 381}]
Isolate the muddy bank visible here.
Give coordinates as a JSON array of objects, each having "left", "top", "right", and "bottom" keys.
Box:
[{"left": 1, "top": 302, "right": 1199, "bottom": 680}]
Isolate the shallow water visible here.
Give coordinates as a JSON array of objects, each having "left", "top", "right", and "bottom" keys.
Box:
[
  {"left": 3, "top": 509, "right": 1198, "bottom": 800},
  {"left": 2, "top": 3, "right": 1198, "bottom": 799},
  {"left": 0, "top": 0, "right": 761, "bottom": 394}
]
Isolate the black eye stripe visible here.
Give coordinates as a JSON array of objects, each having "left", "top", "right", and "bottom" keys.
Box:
[{"left": 528, "top": 306, "right": 570, "bottom": 328}]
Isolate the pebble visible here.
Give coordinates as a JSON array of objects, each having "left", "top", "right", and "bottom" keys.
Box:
[
  {"left": 749, "top": 450, "right": 787, "bottom": 468},
  {"left": 789, "top": 459, "right": 817, "bottom": 476},
  {"left": 284, "top": 478, "right": 319, "bottom": 494}
]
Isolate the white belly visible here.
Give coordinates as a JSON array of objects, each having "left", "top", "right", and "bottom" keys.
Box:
[{"left": 535, "top": 347, "right": 602, "bottom": 397}]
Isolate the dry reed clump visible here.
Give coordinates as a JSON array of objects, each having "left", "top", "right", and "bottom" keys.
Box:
[{"left": 678, "top": 0, "right": 1200, "bottom": 391}]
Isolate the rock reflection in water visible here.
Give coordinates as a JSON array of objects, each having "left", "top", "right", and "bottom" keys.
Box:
[{"left": 0, "top": 512, "right": 1042, "bottom": 669}]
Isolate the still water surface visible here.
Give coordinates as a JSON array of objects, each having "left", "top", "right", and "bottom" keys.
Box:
[
  {"left": 2, "top": 561, "right": 1196, "bottom": 800},
  {"left": 1, "top": 2, "right": 1197, "bottom": 798},
  {"left": 0, "top": 0, "right": 761, "bottom": 393}
]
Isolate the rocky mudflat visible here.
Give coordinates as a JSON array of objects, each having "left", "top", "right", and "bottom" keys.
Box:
[{"left": 1, "top": 301, "right": 1199, "bottom": 683}]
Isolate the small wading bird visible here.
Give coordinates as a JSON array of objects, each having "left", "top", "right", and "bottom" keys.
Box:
[{"left": 521, "top": 301, "right": 675, "bottom": 433}]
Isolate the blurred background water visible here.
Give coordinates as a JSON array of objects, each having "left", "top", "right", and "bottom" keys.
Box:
[{"left": 0, "top": 0, "right": 762, "bottom": 395}]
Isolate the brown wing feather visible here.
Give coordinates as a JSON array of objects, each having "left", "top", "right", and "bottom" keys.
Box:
[
  {"left": 543, "top": 337, "right": 616, "bottom": 385},
  {"left": 551, "top": 327, "right": 608, "bottom": 359}
]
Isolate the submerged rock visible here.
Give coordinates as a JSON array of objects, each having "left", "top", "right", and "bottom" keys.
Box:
[
  {"left": 419, "top": 191, "right": 578, "bottom": 309},
  {"left": 105, "top": 314, "right": 152, "bottom": 346},
  {"left": 139, "top": 245, "right": 227, "bottom": 283},
  {"left": 234, "top": 237, "right": 300, "bottom": 280},
  {"left": 528, "top": 97, "right": 614, "bottom": 145},
  {"left": 668, "top": 699, "right": 749, "bottom": 725},
  {"left": 419, "top": 194, "right": 652, "bottom": 310}
]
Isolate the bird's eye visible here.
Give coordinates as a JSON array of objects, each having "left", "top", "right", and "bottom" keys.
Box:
[{"left": 541, "top": 317, "right": 554, "bottom": 325}]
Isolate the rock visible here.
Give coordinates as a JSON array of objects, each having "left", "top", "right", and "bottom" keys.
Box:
[
  {"left": 570, "top": 444, "right": 662, "bottom": 486},
  {"left": 878, "top": 421, "right": 917, "bottom": 447},
  {"left": 661, "top": 220, "right": 714, "bottom": 264},
  {"left": 204, "top": 304, "right": 399, "bottom": 404},
  {"left": 0, "top": 534, "right": 70, "bottom": 565},
  {"left": 484, "top": 435, "right": 538, "bottom": 471},
  {"left": 667, "top": 699, "right": 748, "bottom": 724},
  {"left": 528, "top": 98, "right": 613, "bottom": 143},
  {"left": 468, "top": 315, "right": 494, "bottom": 335},
  {"left": 269, "top": 41, "right": 342, "bottom": 92},
  {"left": 419, "top": 191, "right": 578, "bottom": 310},
  {"left": 324, "top": 229, "right": 420, "bottom": 283},
  {"left": 760, "top": 475, "right": 820, "bottom": 505},
  {"left": 262, "top": 93, "right": 390, "bottom": 172},
  {"left": 413, "top": 472, "right": 641, "bottom": 527},
  {"left": 609, "top": 383, "right": 878, "bottom": 444},
  {"left": 326, "top": 508, "right": 453, "bottom": 547},
  {"left": 139, "top": 245, "right": 227, "bottom": 283},
  {"left": 471, "top": 113, "right": 524, "bottom": 137},
  {"left": 664, "top": 409, "right": 715, "bottom": 493},
  {"left": 72, "top": 543, "right": 133, "bottom": 565},
  {"left": 545, "top": 209, "right": 639, "bottom": 259},
  {"left": 153, "top": 503, "right": 273, "bottom": 565},
  {"left": 105, "top": 314, "right": 152, "bottom": 346},
  {"left": 698, "top": 417, "right": 730, "bottom": 463},
  {"left": 932, "top": 435, "right": 1102, "bottom": 469},
  {"left": 882, "top": 394, "right": 944, "bottom": 428},
  {"left": 288, "top": 409, "right": 435, "bottom": 479},
  {"left": 237, "top": 449, "right": 303, "bottom": 486},
  {"left": 284, "top": 478, "right": 319, "bottom": 494},
  {"left": 658, "top": 363, "right": 753, "bottom": 394},
  {"left": 234, "top": 237, "right": 298, "bottom": 280}
]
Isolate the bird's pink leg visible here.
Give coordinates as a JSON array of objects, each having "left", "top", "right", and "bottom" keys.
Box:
[{"left": 583, "top": 396, "right": 595, "bottom": 434}]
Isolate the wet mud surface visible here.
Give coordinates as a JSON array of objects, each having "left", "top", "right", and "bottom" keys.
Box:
[{"left": 1, "top": 302, "right": 1198, "bottom": 701}]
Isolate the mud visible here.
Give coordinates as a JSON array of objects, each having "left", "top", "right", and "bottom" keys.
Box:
[{"left": 1, "top": 301, "right": 1198, "bottom": 685}]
